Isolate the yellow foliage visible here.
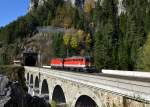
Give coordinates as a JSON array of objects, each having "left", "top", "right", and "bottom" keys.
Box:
[
  {"left": 70, "top": 35, "right": 78, "bottom": 49},
  {"left": 63, "top": 28, "right": 89, "bottom": 50},
  {"left": 63, "top": 33, "right": 71, "bottom": 46},
  {"left": 77, "top": 29, "right": 84, "bottom": 42},
  {"left": 84, "top": 0, "right": 95, "bottom": 13}
]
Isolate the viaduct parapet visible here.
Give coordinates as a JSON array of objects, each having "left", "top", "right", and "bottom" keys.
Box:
[{"left": 25, "top": 66, "right": 150, "bottom": 107}]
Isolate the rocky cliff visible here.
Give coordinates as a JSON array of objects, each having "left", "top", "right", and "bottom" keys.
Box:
[
  {"left": 29, "top": 0, "right": 45, "bottom": 11},
  {"left": 29, "top": 0, "right": 80, "bottom": 11},
  {"left": 29, "top": 0, "right": 125, "bottom": 15},
  {"left": 0, "top": 66, "right": 50, "bottom": 107}
]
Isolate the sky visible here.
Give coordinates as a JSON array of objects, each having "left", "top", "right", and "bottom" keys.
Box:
[{"left": 0, "top": 0, "right": 29, "bottom": 27}]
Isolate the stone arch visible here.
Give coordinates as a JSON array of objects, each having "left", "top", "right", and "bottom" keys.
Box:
[
  {"left": 71, "top": 88, "right": 102, "bottom": 107},
  {"left": 41, "top": 79, "right": 49, "bottom": 94},
  {"left": 34, "top": 76, "right": 40, "bottom": 95},
  {"left": 75, "top": 95, "right": 98, "bottom": 107},
  {"left": 35, "top": 76, "right": 39, "bottom": 88},
  {"left": 41, "top": 79, "right": 49, "bottom": 101},
  {"left": 27, "top": 73, "right": 30, "bottom": 82},
  {"left": 52, "top": 85, "right": 66, "bottom": 106},
  {"left": 30, "top": 74, "right": 33, "bottom": 84}
]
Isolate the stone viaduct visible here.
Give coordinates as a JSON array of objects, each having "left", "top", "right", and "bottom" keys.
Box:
[{"left": 25, "top": 66, "right": 150, "bottom": 107}]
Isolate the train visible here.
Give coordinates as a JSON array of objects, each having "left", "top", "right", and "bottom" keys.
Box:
[{"left": 50, "top": 56, "right": 96, "bottom": 72}]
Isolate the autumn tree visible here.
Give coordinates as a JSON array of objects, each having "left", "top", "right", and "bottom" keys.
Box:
[{"left": 84, "top": 0, "right": 94, "bottom": 13}]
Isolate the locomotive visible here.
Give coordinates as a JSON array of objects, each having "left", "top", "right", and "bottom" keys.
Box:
[{"left": 50, "top": 56, "right": 96, "bottom": 72}]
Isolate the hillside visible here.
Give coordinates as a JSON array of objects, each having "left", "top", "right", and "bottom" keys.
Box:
[{"left": 0, "top": 0, "right": 150, "bottom": 71}]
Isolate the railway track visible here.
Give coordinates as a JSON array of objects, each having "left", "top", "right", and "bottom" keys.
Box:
[{"left": 41, "top": 66, "right": 150, "bottom": 83}]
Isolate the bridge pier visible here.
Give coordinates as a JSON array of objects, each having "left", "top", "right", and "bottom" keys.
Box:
[
  {"left": 34, "top": 88, "right": 40, "bottom": 96},
  {"left": 28, "top": 84, "right": 34, "bottom": 96},
  {"left": 40, "top": 94, "right": 50, "bottom": 103},
  {"left": 26, "top": 81, "right": 29, "bottom": 85}
]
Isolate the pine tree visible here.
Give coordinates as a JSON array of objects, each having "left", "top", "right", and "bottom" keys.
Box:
[
  {"left": 94, "top": 0, "right": 119, "bottom": 70},
  {"left": 120, "top": 0, "right": 147, "bottom": 70},
  {"left": 145, "top": 2, "right": 150, "bottom": 33}
]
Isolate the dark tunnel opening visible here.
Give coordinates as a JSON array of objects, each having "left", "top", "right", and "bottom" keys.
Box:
[
  {"left": 75, "top": 95, "right": 98, "bottom": 107},
  {"left": 25, "top": 55, "right": 36, "bottom": 66}
]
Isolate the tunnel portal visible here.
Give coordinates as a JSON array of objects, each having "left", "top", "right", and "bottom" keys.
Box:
[{"left": 23, "top": 52, "right": 38, "bottom": 66}]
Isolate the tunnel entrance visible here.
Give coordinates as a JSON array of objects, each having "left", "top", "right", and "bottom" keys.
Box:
[
  {"left": 23, "top": 52, "right": 38, "bottom": 66},
  {"left": 25, "top": 55, "right": 36, "bottom": 66},
  {"left": 41, "top": 79, "right": 49, "bottom": 101},
  {"left": 52, "top": 85, "right": 66, "bottom": 106},
  {"left": 75, "top": 95, "right": 98, "bottom": 107}
]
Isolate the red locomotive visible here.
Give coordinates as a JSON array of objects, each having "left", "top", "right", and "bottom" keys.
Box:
[{"left": 50, "top": 56, "right": 95, "bottom": 72}]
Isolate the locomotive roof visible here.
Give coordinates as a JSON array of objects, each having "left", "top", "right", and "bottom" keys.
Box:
[{"left": 65, "top": 56, "right": 90, "bottom": 59}]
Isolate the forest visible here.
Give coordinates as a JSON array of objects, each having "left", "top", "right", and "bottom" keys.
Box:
[{"left": 0, "top": 0, "right": 150, "bottom": 71}]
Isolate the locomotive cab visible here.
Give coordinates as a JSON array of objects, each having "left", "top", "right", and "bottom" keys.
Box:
[{"left": 84, "top": 56, "right": 96, "bottom": 72}]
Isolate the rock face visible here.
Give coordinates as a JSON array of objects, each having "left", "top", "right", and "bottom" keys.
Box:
[
  {"left": 0, "top": 76, "right": 10, "bottom": 107},
  {"left": 3, "top": 82, "right": 50, "bottom": 107},
  {"left": 29, "top": 0, "right": 125, "bottom": 16},
  {"left": 0, "top": 75, "right": 50, "bottom": 107},
  {"left": 28, "top": 0, "right": 76, "bottom": 11},
  {"left": 29, "top": 0, "right": 41, "bottom": 11}
]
